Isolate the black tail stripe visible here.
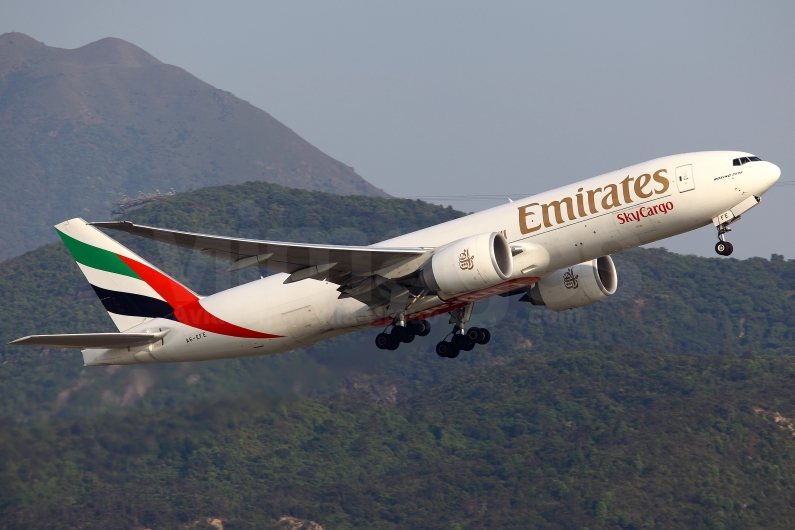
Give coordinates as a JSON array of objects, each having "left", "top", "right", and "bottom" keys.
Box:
[{"left": 90, "top": 285, "right": 175, "bottom": 319}]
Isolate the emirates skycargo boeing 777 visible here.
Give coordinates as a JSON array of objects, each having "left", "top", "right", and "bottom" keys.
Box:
[{"left": 10, "top": 151, "right": 781, "bottom": 364}]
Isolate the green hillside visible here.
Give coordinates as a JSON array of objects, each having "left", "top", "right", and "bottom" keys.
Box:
[
  {"left": 502, "top": 248, "right": 795, "bottom": 356},
  {"left": 0, "top": 32, "right": 385, "bottom": 260},
  {"left": 3, "top": 180, "right": 795, "bottom": 528},
  {"left": 3, "top": 180, "right": 795, "bottom": 425},
  {"left": 0, "top": 182, "right": 466, "bottom": 422},
  {"left": 4, "top": 349, "right": 795, "bottom": 529}
]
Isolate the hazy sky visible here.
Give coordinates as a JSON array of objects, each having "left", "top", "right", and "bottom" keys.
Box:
[{"left": 3, "top": 1, "right": 794, "bottom": 259}]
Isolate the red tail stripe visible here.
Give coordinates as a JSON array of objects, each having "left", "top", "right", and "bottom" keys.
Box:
[
  {"left": 174, "top": 301, "right": 282, "bottom": 339},
  {"left": 118, "top": 255, "right": 198, "bottom": 308},
  {"left": 117, "top": 255, "right": 282, "bottom": 339}
]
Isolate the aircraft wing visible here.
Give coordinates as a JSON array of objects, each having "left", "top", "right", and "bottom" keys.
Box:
[
  {"left": 9, "top": 330, "right": 170, "bottom": 350},
  {"left": 90, "top": 221, "right": 429, "bottom": 285}
]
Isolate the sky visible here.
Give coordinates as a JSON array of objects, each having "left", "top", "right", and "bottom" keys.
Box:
[{"left": 2, "top": 0, "right": 794, "bottom": 259}]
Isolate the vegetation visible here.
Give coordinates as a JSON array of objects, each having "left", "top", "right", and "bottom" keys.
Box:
[
  {"left": 501, "top": 248, "right": 795, "bottom": 356},
  {"left": 4, "top": 349, "right": 795, "bottom": 529},
  {"left": 3, "top": 180, "right": 795, "bottom": 426},
  {"left": 0, "top": 182, "right": 466, "bottom": 422},
  {"left": 3, "top": 179, "right": 795, "bottom": 527}
]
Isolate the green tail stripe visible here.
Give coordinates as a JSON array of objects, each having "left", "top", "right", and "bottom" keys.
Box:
[{"left": 56, "top": 229, "right": 142, "bottom": 280}]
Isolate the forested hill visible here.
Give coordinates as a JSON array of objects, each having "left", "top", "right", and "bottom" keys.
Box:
[
  {"left": 4, "top": 349, "right": 795, "bottom": 529},
  {"left": 0, "top": 182, "right": 466, "bottom": 422},
  {"left": 1, "top": 180, "right": 795, "bottom": 425},
  {"left": 3, "top": 181, "right": 795, "bottom": 527},
  {"left": 0, "top": 32, "right": 386, "bottom": 261}
]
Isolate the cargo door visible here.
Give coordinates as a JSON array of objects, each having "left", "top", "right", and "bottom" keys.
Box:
[
  {"left": 676, "top": 164, "right": 695, "bottom": 192},
  {"left": 281, "top": 305, "right": 322, "bottom": 341}
]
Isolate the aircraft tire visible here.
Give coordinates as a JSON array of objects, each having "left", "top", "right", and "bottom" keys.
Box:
[
  {"left": 391, "top": 326, "right": 407, "bottom": 342},
  {"left": 418, "top": 320, "right": 432, "bottom": 336},
  {"left": 402, "top": 333, "right": 416, "bottom": 344},
  {"left": 375, "top": 333, "right": 391, "bottom": 350},
  {"left": 436, "top": 341, "right": 452, "bottom": 357},
  {"left": 387, "top": 337, "right": 400, "bottom": 350},
  {"left": 447, "top": 347, "right": 460, "bottom": 359},
  {"left": 466, "top": 327, "right": 481, "bottom": 342},
  {"left": 715, "top": 241, "right": 734, "bottom": 256},
  {"left": 478, "top": 328, "right": 491, "bottom": 345},
  {"left": 462, "top": 340, "right": 476, "bottom": 351}
]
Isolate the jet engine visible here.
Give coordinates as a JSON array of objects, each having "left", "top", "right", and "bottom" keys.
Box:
[
  {"left": 421, "top": 232, "right": 513, "bottom": 294},
  {"left": 527, "top": 256, "right": 617, "bottom": 311}
]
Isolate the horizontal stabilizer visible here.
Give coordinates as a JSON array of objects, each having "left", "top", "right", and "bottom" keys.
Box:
[{"left": 9, "top": 330, "right": 170, "bottom": 350}]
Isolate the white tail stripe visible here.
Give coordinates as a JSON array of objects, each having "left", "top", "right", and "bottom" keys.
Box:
[
  {"left": 76, "top": 262, "right": 165, "bottom": 301},
  {"left": 107, "top": 312, "right": 149, "bottom": 332}
]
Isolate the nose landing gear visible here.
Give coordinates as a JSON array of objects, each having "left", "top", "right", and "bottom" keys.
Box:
[
  {"left": 715, "top": 224, "right": 734, "bottom": 256},
  {"left": 711, "top": 195, "right": 761, "bottom": 256}
]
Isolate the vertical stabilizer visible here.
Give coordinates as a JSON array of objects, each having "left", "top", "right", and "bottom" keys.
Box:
[{"left": 55, "top": 218, "right": 199, "bottom": 331}]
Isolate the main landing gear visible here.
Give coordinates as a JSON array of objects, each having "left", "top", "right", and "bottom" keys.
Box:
[
  {"left": 435, "top": 326, "right": 491, "bottom": 359},
  {"left": 715, "top": 223, "right": 734, "bottom": 256},
  {"left": 434, "top": 303, "right": 490, "bottom": 359},
  {"left": 374, "top": 319, "right": 431, "bottom": 351},
  {"left": 373, "top": 302, "right": 491, "bottom": 359}
]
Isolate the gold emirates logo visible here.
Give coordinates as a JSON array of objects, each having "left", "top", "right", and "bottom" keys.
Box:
[
  {"left": 563, "top": 268, "right": 579, "bottom": 289},
  {"left": 518, "top": 169, "right": 670, "bottom": 234},
  {"left": 459, "top": 249, "right": 475, "bottom": 270}
]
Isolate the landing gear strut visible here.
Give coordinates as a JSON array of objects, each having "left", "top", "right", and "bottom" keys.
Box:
[
  {"left": 434, "top": 303, "right": 491, "bottom": 359},
  {"left": 715, "top": 224, "right": 734, "bottom": 256}
]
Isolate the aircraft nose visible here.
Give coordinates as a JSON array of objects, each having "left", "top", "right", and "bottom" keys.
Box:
[{"left": 765, "top": 161, "right": 781, "bottom": 190}]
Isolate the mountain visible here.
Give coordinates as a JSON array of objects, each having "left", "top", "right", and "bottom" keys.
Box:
[
  {"left": 0, "top": 32, "right": 386, "bottom": 261},
  {"left": 1, "top": 180, "right": 795, "bottom": 425},
  {"left": 4, "top": 349, "right": 795, "bottom": 529}
]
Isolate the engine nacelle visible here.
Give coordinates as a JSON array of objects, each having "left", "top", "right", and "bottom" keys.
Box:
[
  {"left": 421, "top": 232, "right": 513, "bottom": 294},
  {"left": 528, "top": 256, "right": 617, "bottom": 311}
]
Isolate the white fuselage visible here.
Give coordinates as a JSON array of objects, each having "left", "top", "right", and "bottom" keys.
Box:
[{"left": 83, "top": 151, "right": 780, "bottom": 365}]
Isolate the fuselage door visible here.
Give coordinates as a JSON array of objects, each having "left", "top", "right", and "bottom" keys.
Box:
[{"left": 675, "top": 164, "right": 695, "bottom": 193}]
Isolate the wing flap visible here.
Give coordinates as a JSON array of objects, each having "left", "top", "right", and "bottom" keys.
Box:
[{"left": 9, "top": 330, "right": 170, "bottom": 350}]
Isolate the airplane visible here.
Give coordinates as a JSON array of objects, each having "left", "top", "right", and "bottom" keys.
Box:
[{"left": 10, "top": 151, "right": 781, "bottom": 365}]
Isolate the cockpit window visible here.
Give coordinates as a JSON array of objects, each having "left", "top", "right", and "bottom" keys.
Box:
[{"left": 733, "top": 156, "right": 763, "bottom": 166}]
